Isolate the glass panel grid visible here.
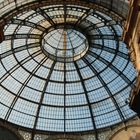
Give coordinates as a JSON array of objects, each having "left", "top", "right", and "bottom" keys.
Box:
[{"left": 0, "top": 3, "right": 136, "bottom": 133}]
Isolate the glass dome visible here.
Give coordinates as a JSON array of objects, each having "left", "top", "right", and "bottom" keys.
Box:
[
  {"left": 0, "top": 2, "right": 136, "bottom": 133},
  {"left": 42, "top": 28, "right": 89, "bottom": 62}
]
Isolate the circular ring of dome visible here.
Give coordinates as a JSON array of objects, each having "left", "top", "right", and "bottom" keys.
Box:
[{"left": 0, "top": 2, "right": 136, "bottom": 134}]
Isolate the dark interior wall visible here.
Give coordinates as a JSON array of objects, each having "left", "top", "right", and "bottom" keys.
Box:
[{"left": 0, "top": 126, "right": 19, "bottom": 140}]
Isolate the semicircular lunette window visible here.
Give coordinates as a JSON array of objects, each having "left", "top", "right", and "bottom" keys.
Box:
[{"left": 0, "top": 5, "right": 136, "bottom": 132}]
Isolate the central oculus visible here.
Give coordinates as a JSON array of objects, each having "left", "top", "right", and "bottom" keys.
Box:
[{"left": 42, "top": 28, "right": 89, "bottom": 62}]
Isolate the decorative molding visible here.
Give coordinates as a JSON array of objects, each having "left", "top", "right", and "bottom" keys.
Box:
[{"left": 106, "top": 119, "right": 140, "bottom": 140}]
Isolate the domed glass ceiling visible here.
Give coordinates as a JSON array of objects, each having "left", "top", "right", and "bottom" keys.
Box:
[
  {"left": 42, "top": 28, "right": 89, "bottom": 62},
  {"left": 0, "top": 3, "right": 136, "bottom": 133}
]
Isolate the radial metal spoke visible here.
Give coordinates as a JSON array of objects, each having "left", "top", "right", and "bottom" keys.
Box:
[
  {"left": 37, "top": 8, "right": 56, "bottom": 26},
  {"left": 64, "top": 61, "right": 66, "bottom": 133},
  {"left": 63, "top": 30, "right": 67, "bottom": 132},
  {"left": 82, "top": 57, "right": 126, "bottom": 124},
  {"left": 64, "top": 3, "right": 67, "bottom": 28},
  {"left": 31, "top": 61, "right": 56, "bottom": 140},
  {"left": 74, "top": 61, "right": 99, "bottom": 140},
  {"left": 75, "top": 9, "right": 93, "bottom": 26},
  {"left": 4, "top": 57, "right": 47, "bottom": 121}
]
